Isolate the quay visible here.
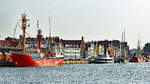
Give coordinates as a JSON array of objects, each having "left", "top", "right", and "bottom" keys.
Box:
[
  {"left": 0, "top": 50, "right": 14, "bottom": 67},
  {"left": 63, "top": 60, "right": 88, "bottom": 64}
]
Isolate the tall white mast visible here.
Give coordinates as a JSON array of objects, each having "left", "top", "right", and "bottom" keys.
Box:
[
  {"left": 13, "top": 25, "right": 17, "bottom": 38},
  {"left": 120, "top": 25, "right": 126, "bottom": 57},
  {"left": 48, "top": 16, "right": 51, "bottom": 37},
  {"left": 37, "top": 20, "right": 39, "bottom": 30},
  {"left": 136, "top": 34, "right": 142, "bottom": 58},
  {"left": 122, "top": 31, "right": 124, "bottom": 42},
  {"left": 124, "top": 29, "right": 125, "bottom": 42}
]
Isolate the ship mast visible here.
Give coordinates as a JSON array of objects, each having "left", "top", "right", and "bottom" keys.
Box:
[
  {"left": 123, "top": 25, "right": 126, "bottom": 42},
  {"left": 47, "top": 16, "right": 53, "bottom": 51},
  {"left": 120, "top": 29, "right": 126, "bottom": 58},
  {"left": 36, "top": 20, "right": 42, "bottom": 53},
  {"left": 48, "top": 16, "right": 51, "bottom": 37},
  {"left": 21, "top": 13, "right": 29, "bottom": 54},
  {"left": 13, "top": 26, "right": 17, "bottom": 38},
  {"left": 136, "top": 34, "right": 142, "bottom": 59},
  {"left": 37, "top": 20, "right": 39, "bottom": 30}
]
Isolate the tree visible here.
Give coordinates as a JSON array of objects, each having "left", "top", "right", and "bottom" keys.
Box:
[{"left": 143, "top": 43, "right": 150, "bottom": 53}]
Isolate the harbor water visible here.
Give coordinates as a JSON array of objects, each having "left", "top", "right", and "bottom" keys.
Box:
[{"left": 0, "top": 63, "right": 150, "bottom": 84}]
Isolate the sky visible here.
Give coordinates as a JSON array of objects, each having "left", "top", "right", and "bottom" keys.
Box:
[{"left": 0, "top": 0, "right": 150, "bottom": 49}]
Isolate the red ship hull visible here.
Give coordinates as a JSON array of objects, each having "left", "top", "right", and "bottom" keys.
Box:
[
  {"left": 132, "top": 56, "right": 146, "bottom": 62},
  {"left": 10, "top": 53, "right": 64, "bottom": 67}
]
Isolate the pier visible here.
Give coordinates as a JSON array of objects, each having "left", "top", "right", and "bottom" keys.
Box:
[
  {"left": 0, "top": 47, "right": 22, "bottom": 52},
  {"left": 63, "top": 60, "right": 88, "bottom": 64}
]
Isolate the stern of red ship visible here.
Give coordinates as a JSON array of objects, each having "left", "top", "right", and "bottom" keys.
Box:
[{"left": 132, "top": 56, "right": 145, "bottom": 62}]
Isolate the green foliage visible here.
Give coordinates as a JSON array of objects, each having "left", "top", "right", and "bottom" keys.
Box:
[{"left": 143, "top": 43, "right": 150, "bottom": 53}]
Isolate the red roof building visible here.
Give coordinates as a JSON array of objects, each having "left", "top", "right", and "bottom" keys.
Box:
[{"left": 0, "top": 37, "right": 21, "bottom": 48}]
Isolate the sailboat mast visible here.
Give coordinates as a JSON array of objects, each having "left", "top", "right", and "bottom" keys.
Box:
[
  {"left": 48, "top": 16, "right": 51, "bottom": 37},
  {"left": 136, "top": 34, "right": 142, "bottom": 58},
  {"left": 122, "top": 31, "right": 124, "bottom": 43},
  {"left": 120, "top": 29, "right": 126, "bottom": 57},
  {"left": 37, "top": 20, "right": 39, "bottom": 30},
  {"left": 120, "top": 31, "right": 123, "bottom": 57},
  {"left": 13, "top": 26, "right": 17, "bottom": 38},
  {"left": 124, "top": 29, "right": 125, "bottom": 42}
]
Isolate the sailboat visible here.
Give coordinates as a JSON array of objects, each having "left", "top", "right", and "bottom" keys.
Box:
[
  {"left": 119, "top": 30, "right": 129, "bottom": 63},
  {"left": 10, "top": 13, "right": 64, "bottom": 67},
  {"left": 131, "top": 39, "right": 145, "bottom": 62}
]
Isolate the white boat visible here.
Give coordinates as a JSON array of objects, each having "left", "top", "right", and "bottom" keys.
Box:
[
  {"left": 94, "top": 48, "right": 114, "bottom": 63},
  {"left": 94, "top": 55, "right": 114, "bottom": 63}
]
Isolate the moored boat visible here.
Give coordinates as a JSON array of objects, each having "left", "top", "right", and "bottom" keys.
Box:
[
  {"left": 94, "top": 47, "right": 114, "bottom": 63},
  {"left": 131, "top": 38, "right": 146, "bottom": 62},
  {"left": 10, "top": 53, "right": 64, "bottom": 67},
  {"left": 94, "top": 55, "right": 114, "bottom": 63},
  {"left": 131, "top": 56, "right": 145, "bottom": 62},
  {"left": 10, "top": 13, "right": 64, "bottom": 67}
]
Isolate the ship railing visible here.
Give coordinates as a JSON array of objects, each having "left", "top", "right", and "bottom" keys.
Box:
[{"left": 42, "top": 57, "right": 64, "bottom": 59}]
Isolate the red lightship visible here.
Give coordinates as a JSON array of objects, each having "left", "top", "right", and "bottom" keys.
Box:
[{"left": 10, "top": 13, "right": 64, "bottom": 67}]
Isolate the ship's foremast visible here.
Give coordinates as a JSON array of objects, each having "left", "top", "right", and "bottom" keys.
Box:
[{"left": 21, "top": 13, "right": 29, "bottom": 54}]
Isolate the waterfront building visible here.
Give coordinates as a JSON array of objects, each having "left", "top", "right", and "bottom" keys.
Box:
[
  {"left": 0, "top": 37, "right": 21, "bottom": 48},
  {"left": 112, "top": 40, "right": 121, "bottom": 58},
  {"left": 86, "top": 41, "right": 97, "bottom": 59},
  {"left": 86, "top": 40, "right": 129, "bottom": 59},
  {"left": 25, "top": 37, "right": 46, "bottom": 49},
  {"left": 61, "top": 37, "right": 85, "bottom": 60}
]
